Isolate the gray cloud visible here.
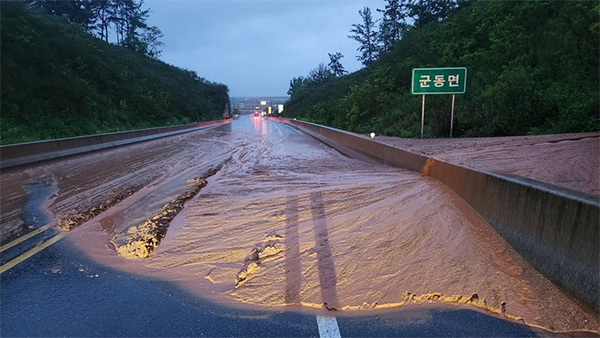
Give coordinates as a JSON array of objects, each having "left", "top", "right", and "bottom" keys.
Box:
[{"left": 146, "top": 0, "right": 385, "bottom": 96}]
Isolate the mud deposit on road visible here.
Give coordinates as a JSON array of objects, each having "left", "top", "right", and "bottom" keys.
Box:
[
  {"left": 0, "top": 124, "right": 230, "bottom": 242},
  {"left": 378, "top": 132, "right": 600, "bottom": 196},
  {"left": 111, "top": 165, "right": 225, "bottom": 259},
  {"left": 65, "top": 118, "right": 599, "bottom": 333}
]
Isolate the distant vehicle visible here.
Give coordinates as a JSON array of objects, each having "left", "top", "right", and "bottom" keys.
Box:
[{"left": 253, "top": 112, "right": 260, "bottom": 118}]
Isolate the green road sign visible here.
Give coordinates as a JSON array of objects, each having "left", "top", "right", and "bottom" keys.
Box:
[{"left": 411, "top": 67, "right": 467, "bottom": 94}]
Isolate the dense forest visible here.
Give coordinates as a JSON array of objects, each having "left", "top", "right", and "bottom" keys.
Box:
[
  {"left": 0, "top": 2, "right": 229, "bottom": 145},
  {"left": 284, "top": 0, "right": 599, "bottom": 138}
]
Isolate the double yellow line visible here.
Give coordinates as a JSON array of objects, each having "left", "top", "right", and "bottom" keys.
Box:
[{"left": 0, "top": 224, "right": 65, "bottom": 274}]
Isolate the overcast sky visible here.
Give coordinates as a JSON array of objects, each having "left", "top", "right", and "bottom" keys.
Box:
[{"left": 146, "top": 0, "right": 385, "bottom": 97}]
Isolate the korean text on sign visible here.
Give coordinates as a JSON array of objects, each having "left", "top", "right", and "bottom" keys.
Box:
[
  {"left": 411, "top": 68, "right": 467, "bottom": 95},
  {"left": 419, "top": 74, "right": 460, "bottom": 88}
]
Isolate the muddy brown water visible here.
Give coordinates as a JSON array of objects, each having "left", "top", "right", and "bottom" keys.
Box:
[{"left": 2, "top": 117, "right": 598, "bottom": 333}]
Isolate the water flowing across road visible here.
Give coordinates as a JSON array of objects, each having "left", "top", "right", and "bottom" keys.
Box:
[{"left": 2, "top": 117, "right": 598, "bottom": 333}]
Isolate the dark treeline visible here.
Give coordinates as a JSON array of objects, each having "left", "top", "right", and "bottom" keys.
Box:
[
  {"left": 284, "top": 0, "right": 599, "bottom": 138},
  {"left": 1, "top": 2, "right": 229, "bottom": 145},
  {"left": 28, "top": 0, "right": 163, "bottom": 58}
]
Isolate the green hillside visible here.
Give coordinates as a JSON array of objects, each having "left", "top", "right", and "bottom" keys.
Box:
[
  {"left": 284, "top": 1, "right": 599, "bottom": 138},
  {"left": 0, "top": 2, "right": 229, "bottom": 145}
]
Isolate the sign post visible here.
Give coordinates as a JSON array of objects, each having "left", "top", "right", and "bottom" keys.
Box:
[
  {"left": 450, "top": 94, "right": 455, "bottom": 138},
  {"left": 420, "top": 95, "right": 425, "bottom": 139},
  {"left": 411, "top": 67, "right": 467, "bottom": 138}
]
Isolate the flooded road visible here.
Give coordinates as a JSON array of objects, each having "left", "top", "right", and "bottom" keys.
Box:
[{"left": 2, "top": 117, "right": 598, "bottom": 333}]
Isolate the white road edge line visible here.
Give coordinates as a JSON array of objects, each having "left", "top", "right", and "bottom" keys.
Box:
[{"left": 316, "top": 316, "right": 341, "bottom": 338}]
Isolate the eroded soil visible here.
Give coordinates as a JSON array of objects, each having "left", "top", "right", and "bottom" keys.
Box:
[
  {"left": 2, "top": 118, "right": 598, "bottom": 333},
  {"left": 377, "top": 132, "right": 600, "bottom": 196}
]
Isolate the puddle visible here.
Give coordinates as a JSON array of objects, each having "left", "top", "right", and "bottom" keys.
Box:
[
  {"left": 22, "top": 181, "right": 55, "bottom": 230},
  {"left": 1, "top": 180, "right": 58, "bottom": 265}
]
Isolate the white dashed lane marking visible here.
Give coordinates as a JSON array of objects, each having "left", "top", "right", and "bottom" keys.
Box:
[{"left": 316, "top": 316, "right": 341, "bottom": 338}]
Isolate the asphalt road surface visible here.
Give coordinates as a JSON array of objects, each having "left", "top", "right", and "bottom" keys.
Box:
[
  {"left": 1, "top": 117, "right": 549, "bottom": 336},
  {"left": 1, "top": 231, "right": 538, "bottom": 337}
]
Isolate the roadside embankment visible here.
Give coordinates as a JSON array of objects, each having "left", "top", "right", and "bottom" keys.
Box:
[
  {"left": 377, "top": 133, "right": 600, "bottom": 196},
  {"left": 270, "top": 117, "right": 599, "bottom": 313},
  {"left": 0, "top": 119, "right": 232, "bottom": 170}
]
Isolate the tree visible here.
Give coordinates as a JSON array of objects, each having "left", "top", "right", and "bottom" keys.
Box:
[
  {"left": 0, "top": 1, "right": 229, "bottom": 144},
  {"left": 28, "top": 0, "right": 95, "bottom": 31},
  {"left": 118, "top": 1, "right": 163, "bottom": 58},
  {"left": 328, "top": 52, "right": 347, "bottom": 77},
  {"left": 139, "top": 25, "right": 163, "bottom": 58},
  {"left": 288, "top": 59, "right": 336, "bottom": 99},
  {"left": 112, "top": 0, "right": 140, "bottom": 45},
  {"left": 288, "top": 76, "right": 307, "bottom": 97},
  {"left": 377, "top": 0, "right": 407, "bottom": 53},
  {"left": 92, "top": 0, "right": 113, "bottom": 42},
  {"left": 405, "top": 0, "right": 459, "bottom": 28},
  {"left": 348, "top": 7, "right": 380, "bottom": 66},
  {"left": 29, "top": 0, "right": 163, "bottom": 59},
  {"left": 308, "top": 62, "right": 333, "bottom": 85}
]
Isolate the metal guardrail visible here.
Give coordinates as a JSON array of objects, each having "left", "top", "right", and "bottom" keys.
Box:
[
  {"left": 271, "top": 117, "right": 599, "bottom": 312},
  {"left": 0, "top": 119, "right": 232, "bottom": 170}
]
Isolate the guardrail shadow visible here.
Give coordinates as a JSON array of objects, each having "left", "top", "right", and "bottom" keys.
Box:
[
  {"left": 284, "top": 194, "right": 301, "bottom": 304},
  {"left": 310, "top": 191, "right": 339, "bottom": 310},
  {"left": 284, "top": 191, "right": 340, "bottom": 309}
]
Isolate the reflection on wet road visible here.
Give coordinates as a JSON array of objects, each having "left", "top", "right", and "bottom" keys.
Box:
[{"left": 1, "top": 116, "right": 598, "bottom": 334}]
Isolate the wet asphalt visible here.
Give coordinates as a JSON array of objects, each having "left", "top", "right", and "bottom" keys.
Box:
[
  {"left": 1, "top": 239, "right": 538, "bottom": 337},
  {"left": 0, "top": 117, "right": 541, "bottom": 337}
]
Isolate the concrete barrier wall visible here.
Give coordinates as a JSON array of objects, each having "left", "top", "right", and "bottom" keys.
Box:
[
  {"left": 0, "top": 119, "right": 232, "bottom": 170},
  {"left": 271, "top": 117, "right": 599, "bottom": 311}
]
